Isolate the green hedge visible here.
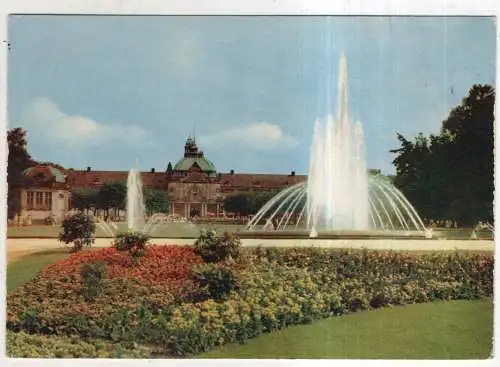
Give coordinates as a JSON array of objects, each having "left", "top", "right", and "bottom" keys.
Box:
[{"left": 6, "top": 248, "right": 493, "bottom": 357}]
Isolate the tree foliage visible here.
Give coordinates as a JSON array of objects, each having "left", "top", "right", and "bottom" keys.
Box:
[
  {"left": 223, "top": 190, "right": 279, "bottom": 216},
  {"left": 58, "top": 212, "right": 96, "bottom": 252},
  {"left": 7, "top": 128, "right": 37, "bottom": 218},
  {"left": 144, "top": 188, "right": 170, "bottom": 215},
  {"left": 70, "top": 182, "right": 170, "bottom": 217},
  {"left": 71, "top": 189, "right": 99, "bottom": 212},
  {"left": 390, "top": 84, "right": 494, "bottom": 226},
  {"left": 97, "top": 181, "right": 127, "bottom": 212}
]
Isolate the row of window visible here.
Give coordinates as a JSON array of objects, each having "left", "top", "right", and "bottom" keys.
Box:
[{"left": 27, "top": 191, "right": 52, "bottom": 210}]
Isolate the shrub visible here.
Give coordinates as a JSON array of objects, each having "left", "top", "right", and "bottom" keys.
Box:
[
  {"left": 58, "top": 213, "right": 96, "bottom": 252},
  {"left": 6, "top": 331, "right": 151, "bottom": 358},
  {"left": 80, "top": 262, "right": 108, "bottom": 302},
  {"left": 191, "top": 263, "right": 238, "bottom": 301},
  {"left": 193, "top": 229, "right": 241, "bottom": 263},
  {"left": 113, "top": 231, "right": 151, "bottom": 262}
]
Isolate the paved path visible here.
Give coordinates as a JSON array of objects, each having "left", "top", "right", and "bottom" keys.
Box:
[{"left": 7, "top": 237, "right": 494, "bottom": 257}]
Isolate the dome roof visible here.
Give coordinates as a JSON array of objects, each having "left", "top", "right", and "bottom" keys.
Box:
[
  {"left": 173, "top": 156, "right": 217, "bottom": 172},
  {"left": 173, "top": 136, "right": 217, "bottom": 173},
  {"left": 23, "top": 165, "right": 66, "bottom": 183}
]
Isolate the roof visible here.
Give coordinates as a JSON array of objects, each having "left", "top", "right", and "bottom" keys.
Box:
[
  {"left": 66, "top": 170, "right": 168, "bottom": 190},
  {"left": 218, "top": 173, "right": 307, "bottom": 192},
  {"left": 23, "top": 165, "right": 66, "bottom": 183},
  {"left": 173, "top": 157, "right": 217, "bottom": 172}
]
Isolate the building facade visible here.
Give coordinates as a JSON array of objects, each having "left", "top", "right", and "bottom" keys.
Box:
[
  {"left": 15, "top": 165, "right": 72, "bottom": 224},
  {"left": 14, "top": 137, "right": 381, "bottom": 222}
]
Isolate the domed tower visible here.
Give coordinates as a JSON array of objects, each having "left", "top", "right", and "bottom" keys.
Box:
[
  {"left": 168, "top": 135, "right": 221, "bottom": 219},
  {"left": 173, "top": 136, "right": 217, "bottom": 175}
]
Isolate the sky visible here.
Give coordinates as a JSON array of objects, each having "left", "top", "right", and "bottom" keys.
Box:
[{"left": 7, "top": 15, "right": 496, "bottom": 174}]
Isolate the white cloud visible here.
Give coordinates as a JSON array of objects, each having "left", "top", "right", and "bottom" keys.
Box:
[
  {"left": 199, "top": 122, "right": 299, "bottom": 151},
  {"left": 22, "top": 97, "right": 152, "bottom": 148}
]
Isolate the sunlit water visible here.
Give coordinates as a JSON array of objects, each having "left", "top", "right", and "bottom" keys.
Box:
[{"left": 246, "top": 53, "right": 426, "bottom": 235}]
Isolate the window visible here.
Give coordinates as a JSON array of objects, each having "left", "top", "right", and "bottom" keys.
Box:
[
  {"left": 28, "top": 191, "right": 52, "bottom": 210},
  {"left": 45, "top": 192, "right": 52, "bottom": 207},
  {"left": 35, "top": 192, "right": 44, "bottom": 205}
]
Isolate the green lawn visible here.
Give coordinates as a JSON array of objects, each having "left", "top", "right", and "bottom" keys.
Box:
[
  {"left": 200, "top": 300, "right": 493, "bottom": 359},
  {"left": 7, "top": 249, "right": 69, "bottom": 293}
]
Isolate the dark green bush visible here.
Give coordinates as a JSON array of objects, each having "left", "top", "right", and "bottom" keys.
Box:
[
  {"left": 191, "top": 263, "right": 238, "bottom": 301},
  {"left": 58, "top": 213, "right": 96, "bottom": 252},
  {"left": 80, "top": 262, "right": 108, "bottom": 302},
  {"left": 193, "top": 229, "right": 241, "bottom": 263},
  {"left": 113, "top": 231, "right": 150, "bottom": 262}
]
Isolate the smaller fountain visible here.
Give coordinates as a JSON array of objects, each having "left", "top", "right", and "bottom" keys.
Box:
[
  {"left": 309, "top": 228, "right": 318, "bottom": 238},
  {"left": 95, "top": 160, "right": 194, "bottom": 237},
  {"left": 126, "top": 160, "right": 146, "bottom": 231},
  {"left": 470, "top": 221, "right": 494, "bottom": 240}
]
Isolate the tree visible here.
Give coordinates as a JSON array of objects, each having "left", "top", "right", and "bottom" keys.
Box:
[
  {"left": 391, "top": 84, "right": 494, "bottom": 226},
  {"left": 70, "top": 189, "right": 99, "bottom": 213},
  {"left": 144, "top": 188, "right": 170, "bottom": 215},
  {"left": 223, "top": 192, "right": 252, "bottom": 216},
  {"left": 249, "top": 190, "right": 279, "bottom": 213},
  {"left": 59, "top": 212, "right": 96, "bottom": 252},
  {"left": 7, "top": 128, "right": 36, "bottom": 219},
  {"left": 96, "top": 181, "right": 127, "bottom": 220},
  {"left": 223, "top": 190, "right": 279, "bottom": 216}
]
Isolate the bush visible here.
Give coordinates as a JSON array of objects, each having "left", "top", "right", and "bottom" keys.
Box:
[
  {"left": 6, "top": 331, "right": 151, "bottom": 358},
  {"left": 191, "top": 263, "right": 238, "bottom": 301},
  {"left": 58, "top": 213, "right": 96, "bottom": 252},
  {"left": 80, "top": 262, "right": 108, "bottom": 302},
  {"left": 193, "top": 229, "right": 241, "bottom": 263},
  {"left": 113, "top": 231, "right": 151, "bottom": 262}
]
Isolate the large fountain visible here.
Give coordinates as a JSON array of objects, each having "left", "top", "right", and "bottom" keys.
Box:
[{"left": 245, "top": 53, "right": 427, "bottom": 239}]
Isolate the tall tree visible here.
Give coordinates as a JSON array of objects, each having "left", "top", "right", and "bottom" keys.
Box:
[
  {"left": 391, "top": 84, "right": 494, "bottom": 226},
  {"left": 7, "top": 128, "right": 36, "bottom": 218}
]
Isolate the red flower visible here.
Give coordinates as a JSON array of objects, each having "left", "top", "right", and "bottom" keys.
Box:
[{"left": 41, "top": 245, "right": 203, "bottom": 292}]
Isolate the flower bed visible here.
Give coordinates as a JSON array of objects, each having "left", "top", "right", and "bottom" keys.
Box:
[
  {"left": 6, "top": 246, "right": 494, "bottom": 358},
  {"left": 42, "top": 245, "right": 203, "bottom": 286},
  {"left": 6, "top": 331, "right": 151, "bottom": 358}
]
